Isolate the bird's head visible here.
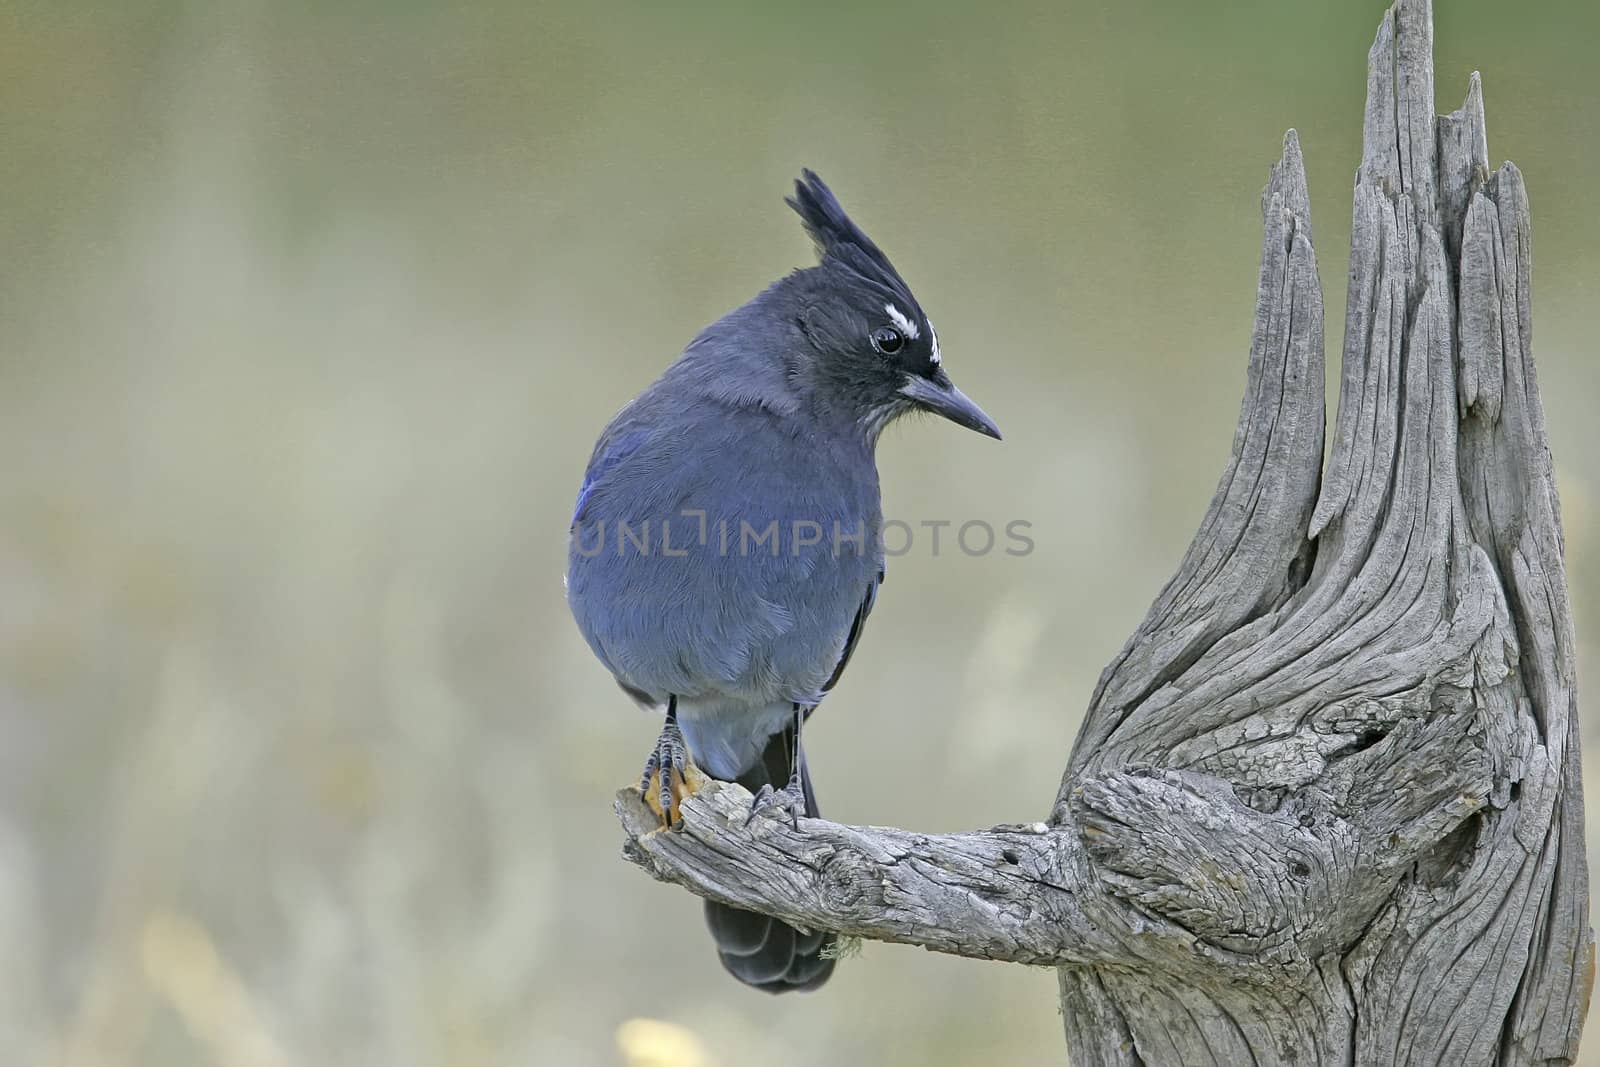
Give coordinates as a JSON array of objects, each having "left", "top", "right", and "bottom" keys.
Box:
[{"left": 782, "top": 170, "right": 1001, "bottom": 442}]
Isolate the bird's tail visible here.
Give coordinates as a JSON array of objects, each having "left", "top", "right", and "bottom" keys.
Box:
[{"left": 703, "top": 723, "right": 836, "bottom": 993}]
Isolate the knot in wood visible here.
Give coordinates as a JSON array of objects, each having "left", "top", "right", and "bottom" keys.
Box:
[{"left": 817, "top": 847, "right": 881, "bottom": 913}]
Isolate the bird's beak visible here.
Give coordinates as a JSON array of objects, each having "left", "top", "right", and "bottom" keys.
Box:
[{"left": 899, "top": 369, "right": 1002, "bottom": 440}]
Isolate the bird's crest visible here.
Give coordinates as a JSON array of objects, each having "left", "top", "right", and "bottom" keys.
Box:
[{"left": 787, "top": 170, "right": 915, "bottom": 305}]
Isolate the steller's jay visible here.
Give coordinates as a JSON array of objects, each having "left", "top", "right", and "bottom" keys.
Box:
[{"left": 567, "top": 171, "right": 1000, "bottom": 992}]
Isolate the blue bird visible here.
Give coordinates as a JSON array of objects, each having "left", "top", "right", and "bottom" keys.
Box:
[{"left": 567, "top": 171, "right": 1000, "bottom": 993}]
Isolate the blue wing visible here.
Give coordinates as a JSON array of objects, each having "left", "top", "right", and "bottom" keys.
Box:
[
  {"left": 567, "top": 398, "right": 882, "bottom": 708},
  {"left": 820, "top": 567, "right": 883, "bottom": 696}
]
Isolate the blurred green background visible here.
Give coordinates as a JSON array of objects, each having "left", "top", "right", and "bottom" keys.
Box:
[{"left": 1, "top": 1, "right": 1596, "bottom": 1064}]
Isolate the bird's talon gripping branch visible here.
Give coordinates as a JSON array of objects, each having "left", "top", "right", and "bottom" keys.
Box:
[
  {"left": 642, "top": 762, "right": 707, "bottom": 828},
  {"left": 745, "top": 778, "right": 807, "bottom": 830},
  {"left": 640, "top": 699, "right": 703, "bottom": 827}
]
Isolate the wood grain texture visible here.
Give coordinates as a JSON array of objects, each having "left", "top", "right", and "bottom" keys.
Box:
[{"left": 616, "top": 0, "right": 1590, "bottom": 1060}]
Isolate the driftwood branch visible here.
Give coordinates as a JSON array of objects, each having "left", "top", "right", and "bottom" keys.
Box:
[
  {"left": 617, "top": 784, "right": 1116, "bottom": 967},
  {"left": 617, "top": 0, "right": 1591, "bottom": 1061}
]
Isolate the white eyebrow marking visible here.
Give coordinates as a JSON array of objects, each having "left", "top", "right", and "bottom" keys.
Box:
[
  {"left": 928, "top": 319, "right": 942, "bottom": 364},
  {"left": 884, "top": 303, "right": 920, "bottom": 340}
]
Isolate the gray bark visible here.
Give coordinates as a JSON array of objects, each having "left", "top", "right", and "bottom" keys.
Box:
[{"left": 616, "top": 0, "right": 1592, "bottom": 1061}]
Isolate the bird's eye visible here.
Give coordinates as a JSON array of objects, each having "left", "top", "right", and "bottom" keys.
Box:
[{"left": 870, "top": 325, "right": 904, "bottom": 355}]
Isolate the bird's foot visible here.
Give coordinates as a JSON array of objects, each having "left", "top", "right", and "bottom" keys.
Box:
[
  {"left": 640, "top": 718, "right": 704, "bottom": 828},
  {"left": 745, "top": 778, "right": 807, "bottom": 830}
]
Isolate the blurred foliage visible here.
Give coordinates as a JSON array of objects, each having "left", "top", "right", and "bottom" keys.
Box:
[{"left": 0, "top": 1, "right": 1595, "bottom": 1064}]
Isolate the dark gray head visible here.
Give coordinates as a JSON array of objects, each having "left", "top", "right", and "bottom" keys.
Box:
[{"left": 779, "top": 170, "right": 1001, "bottom": 442}]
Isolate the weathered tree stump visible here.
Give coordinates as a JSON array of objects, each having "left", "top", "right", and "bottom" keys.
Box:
[{"left": 616, "top": 0, "right": 1592, "bottom": 1061}]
